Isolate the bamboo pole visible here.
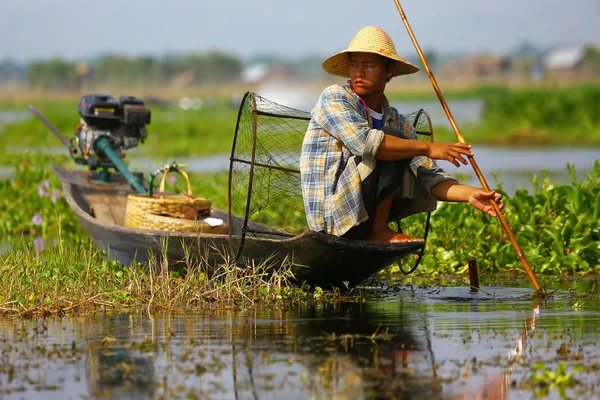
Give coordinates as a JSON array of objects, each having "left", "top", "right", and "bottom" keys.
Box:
[{"left": 392, "top": 0, "right": 543, "bottom": 292}]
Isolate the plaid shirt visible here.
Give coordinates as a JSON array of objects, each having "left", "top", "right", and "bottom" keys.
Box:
[{"left": 300, "top": 84, "right": 455, "bottom": 236}]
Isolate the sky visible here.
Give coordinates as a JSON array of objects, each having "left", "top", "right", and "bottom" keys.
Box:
[{"left": 1, "top": 0, "right": 599, "bottom": 63}]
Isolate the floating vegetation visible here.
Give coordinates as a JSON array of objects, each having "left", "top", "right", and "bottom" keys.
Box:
[
  {"left": 528, "top": 362, "right": 586, "bottom": 398},
  {"left": 420, "top": 160, "right": 600, "bottom": 276}
]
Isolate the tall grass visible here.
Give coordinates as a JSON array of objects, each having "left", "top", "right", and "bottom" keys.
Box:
[{"left": 0, "top": 235, "right": 354, "bottom": 317}]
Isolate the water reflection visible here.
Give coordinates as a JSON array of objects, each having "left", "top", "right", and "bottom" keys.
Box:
[
  {"left": 1, "top": 287, "right": 598, "bottom": 399},
  {"left": 85, "top": 314, "right": 156, "bottom": 399},
  {"left": 87, "top": 346, "right": 155, "bottom": 399}
]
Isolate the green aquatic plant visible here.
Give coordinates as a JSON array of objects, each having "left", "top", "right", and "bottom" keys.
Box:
[
  {"left": 418, "top": 161, "right": 600, "bottom": 276},
  {"left": 0, "top": 154, "right": 598, "bottom": 316},
  {"left": 0, "top": 153, "right": 83, "bottom": 241},
  {"left": 529, "top": 361, "right": 585, "bottom": 398}
]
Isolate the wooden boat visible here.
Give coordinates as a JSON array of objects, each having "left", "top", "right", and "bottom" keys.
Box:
[
  {"left": 55, "top": 166, "right": 424, "bottom": 288},
  {"left": 34, "top": 92, "right": 438, "bottom": 288}
]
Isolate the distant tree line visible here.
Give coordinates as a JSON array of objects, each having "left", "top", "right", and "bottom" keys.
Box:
[
  {"left": 1, "top": 51, "right": 244, "bottom": 90},
  {"left": 2, "top": 44, "right": 599, "bottom": 91},
  {"left": 584, "top": 46, "right": 600, "bottom": 71}
]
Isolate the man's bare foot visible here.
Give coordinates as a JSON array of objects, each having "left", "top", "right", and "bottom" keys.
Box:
[{"left": 368, "top": 229, "right": 424, "bottom": 243}]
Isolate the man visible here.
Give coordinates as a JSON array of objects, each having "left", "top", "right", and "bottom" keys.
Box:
[{"left": 300, "top": 26, "right": 503, "bottom": 243}]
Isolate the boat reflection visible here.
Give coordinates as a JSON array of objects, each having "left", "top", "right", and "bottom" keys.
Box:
[
  {"left": 84, "top": 314, "right": 156, "bottom": 399},
  {"left": 0, "top": 297, "right": 549, "bottom": 399},
  {"left": 86, "top": 346, "right": 155, "bottom": 399},
  {"left": 82, "top": 303, "right": 451, "bottom": 399}
]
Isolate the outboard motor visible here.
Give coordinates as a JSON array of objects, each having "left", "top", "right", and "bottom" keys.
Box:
[
  {"left": 76, "top": 94, "right": 151, "bottom": 161},
  {"left": 28, "top": 94, "right": 152, "bottom": 193}
]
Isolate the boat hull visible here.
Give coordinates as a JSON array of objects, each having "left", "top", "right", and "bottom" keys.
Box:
[{"left": 54, "top": 167, "right": 424, "bottom": 288}]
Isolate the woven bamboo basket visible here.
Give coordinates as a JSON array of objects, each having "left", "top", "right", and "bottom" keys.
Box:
[
  {"left": 140, "top": 214, "right": 228, "bottom": 234},
  {"left": 124, "top": 168, "right": 212, "bottom": 229}
]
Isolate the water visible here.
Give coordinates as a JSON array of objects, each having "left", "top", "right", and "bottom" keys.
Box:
[
  {"left": 2, "top": 146, "right": 596, "bottom": 196},
  {"left": 0, "top": 166, "right": 11, "bottom": 180},
  {"left": 1, "top": 282, "right": 598, "bottom": 399},
  {"left": 436, "top": 146, "right": 599, "bottom": 194},
  {"left": 0, "top": 110, "right": 30, "bottom": 129},
  {"left": 128, "top": 147, "right": 598, "bottom": 196},
  {"left": 128, "top": 154, "right": 231, "bottom": 175}
]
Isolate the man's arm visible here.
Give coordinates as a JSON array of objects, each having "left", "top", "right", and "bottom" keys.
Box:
[
  {"left": 431, "top": 179, "right": 504, "bottom": 217},
  {"left": 376, "top": 134, "right": 473, "bottom": 167}
]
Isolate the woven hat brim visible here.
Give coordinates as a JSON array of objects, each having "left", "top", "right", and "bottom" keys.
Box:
[{"left": 322, "top": 50, "right": 419, "bottom": 78}]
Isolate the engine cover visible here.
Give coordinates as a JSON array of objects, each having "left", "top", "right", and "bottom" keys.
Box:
[{"left": 75, "top": 94, "right": 151, "bottom": 160}]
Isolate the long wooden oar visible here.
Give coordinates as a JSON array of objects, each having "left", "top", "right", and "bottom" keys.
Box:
[{"left": 392, "top": 0, "right": 543, "bottom": 293}]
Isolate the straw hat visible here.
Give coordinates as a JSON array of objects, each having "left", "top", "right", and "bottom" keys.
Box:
[{"left": 322, "top": 26, "right": 419, "bottom": 78}]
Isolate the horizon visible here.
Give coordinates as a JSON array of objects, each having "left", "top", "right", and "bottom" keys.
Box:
[
  {"left": 0, "top": 40, "right": 593, "bottom": 66},
  {"left": 2, "top": 0, "right": 599, "bottom": 64}
]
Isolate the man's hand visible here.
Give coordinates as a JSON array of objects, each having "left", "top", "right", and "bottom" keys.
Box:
[
  {"left": 468, "top": 189, "right": 504, "bottom": 217},
  {"left": 426, "top": 142, "right": 473, "bottom": 167}
]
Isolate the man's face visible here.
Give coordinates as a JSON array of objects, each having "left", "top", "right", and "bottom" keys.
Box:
[{"left": 348, "top": 52, "right": 392, "bottom": 98}]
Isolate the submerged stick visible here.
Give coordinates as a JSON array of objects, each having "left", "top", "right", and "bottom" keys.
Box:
[
  {"left": 392, "top": 0, "right": 543, "bottom": 293},
  {"left": 468, "top": 257, "right": 479, "bottom": 292}
]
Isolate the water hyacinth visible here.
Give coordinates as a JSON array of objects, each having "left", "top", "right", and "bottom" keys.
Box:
[
  {"left": 32, "top": 214, "right": 43, "bottom": 226},
  {"left": 38, "top": 180, "right": 50, "bottom": 197},
  {"left": 33, "top": 236, "right": 45, "bottom": 251},
  {"left": 51, "top": 189, "right": 61, "bottom": 202}
]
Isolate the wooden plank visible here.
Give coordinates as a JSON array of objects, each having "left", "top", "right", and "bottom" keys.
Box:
[
  {"left": 90, "top": 202, "right": 115, "bottom": 224},
  {"left": 85, "top": 192, "right": 127, "bottom": 208},
  {"left": 110, "top": 203, "right": 127, "bottom": 226},
  {"left": 84, "top": 191, "right": 129, "bottom": 226}
]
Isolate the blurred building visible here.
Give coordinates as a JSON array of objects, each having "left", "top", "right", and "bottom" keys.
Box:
[
  {"left": 440, "top": 54, "right": 511, "bottom": 79},
  {"left": 241, "top": 63, "right": 269, "bottom": 85},
  {"left": 543, "top": 43, "right": 600, "bottom": 78},
  {"left": 241, "top": 63, "right": 301, "bottom": 86}
]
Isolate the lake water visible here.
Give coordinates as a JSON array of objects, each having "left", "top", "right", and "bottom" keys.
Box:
[
  {"left": 128, "top": 146, "right": 598, "bottom": 196},
  {"left": 0, "top": 110, "right": 30, "bottom": 128},
  {"left": 1, "top": 145, "right": 595, "bottom": 196},
  {"left": 1, "top": 281, "right": 598, "bottom": 399}
]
